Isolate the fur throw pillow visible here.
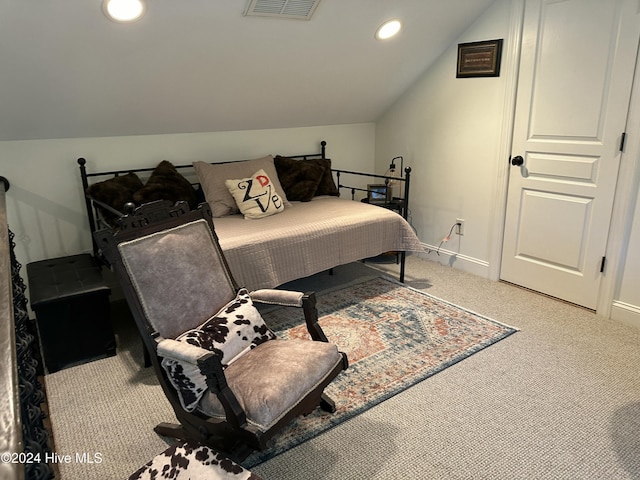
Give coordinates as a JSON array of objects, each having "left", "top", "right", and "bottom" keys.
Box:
[
  {"left": 133, "top": 161, "right": 198, "bottom": 209},
  {"left": 274, "top": 156, "right": 326, "bottom": 202},
  {"left": 274, "top": 156, "right": 339, "bottom": 198},
  {"left": 86, "top": 172, "right": 144, "bottom": 226}
]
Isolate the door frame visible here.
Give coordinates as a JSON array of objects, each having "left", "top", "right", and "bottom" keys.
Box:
[
  {"left": 596, "top": 38, "right": 640, "bottom": 317},
  {"left": 487, "top": 0, "right": 523, "bottom": 281},
  {"left": 489, "top": 0, "right": 640, "bottom": 317}
]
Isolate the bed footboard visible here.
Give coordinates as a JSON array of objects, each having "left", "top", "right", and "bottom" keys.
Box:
[{"left": 332, "top": 166, "right": 412, "bottom": 282}]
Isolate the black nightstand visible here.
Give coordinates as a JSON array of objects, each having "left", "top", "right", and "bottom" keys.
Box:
[
  {"left": 27, "top": 254, "right": 116, "bottom": 373},
  {"left": 361, "top": 197, "right": 407, "bottom": 264},
  {"left": 361, "top": 197, "right": 406, "bottom": 217}
]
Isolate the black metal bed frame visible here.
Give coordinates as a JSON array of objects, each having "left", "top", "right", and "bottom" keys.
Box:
[{"left": 77, "top": 140, "right": 412, "bottom": 282}]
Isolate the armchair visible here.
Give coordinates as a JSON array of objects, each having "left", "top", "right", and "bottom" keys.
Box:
[{"left": 93, "top": 200, "right": 348, "bottom": 460}]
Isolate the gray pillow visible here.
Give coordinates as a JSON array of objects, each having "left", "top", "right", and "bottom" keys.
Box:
[{"left": 193, "top": 155, "right": 290, "bottom": 217}]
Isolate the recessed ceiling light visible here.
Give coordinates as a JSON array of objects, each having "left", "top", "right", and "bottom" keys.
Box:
[
  {"left": 375, "top": 19, "right": 402, "bottom": 40},
  {"left": 102, "top": 0, "right": 146, "bottom": 23}
]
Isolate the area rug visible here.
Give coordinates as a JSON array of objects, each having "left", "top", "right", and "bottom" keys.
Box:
[{"left": 243, "top": 276, "right": 518, "bottom": 467}]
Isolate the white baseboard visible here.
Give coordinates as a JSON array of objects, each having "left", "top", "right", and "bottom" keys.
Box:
[
  {"left": 415, "top": 243, "right": 640, "bottom": 329},
  {"left": 610, "top": 301, "right": 640, "bottom": 329},
  {"left": 416, "top": 243, "right": 490, "bottom": 278}
]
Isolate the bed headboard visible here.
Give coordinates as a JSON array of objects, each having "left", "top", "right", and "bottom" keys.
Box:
[{"left": 77, "top": 141, "right": 328, "bottom": 256}]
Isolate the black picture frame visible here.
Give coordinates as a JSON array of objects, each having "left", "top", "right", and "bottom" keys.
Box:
[
  {"left": 367, "top": 184, "right": 391, "bottom": 204},
  {"left": 457, "top": 39, "right": 503, "bottom": 78}
]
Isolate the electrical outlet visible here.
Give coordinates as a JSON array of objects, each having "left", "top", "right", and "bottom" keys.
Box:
[{"left": 456, "top": 218, "right": 465, "bottom": 235}]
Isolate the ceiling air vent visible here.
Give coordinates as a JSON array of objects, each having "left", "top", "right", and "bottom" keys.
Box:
[{"left": 244, "top": 0, "right": 321, "bottom": 20}]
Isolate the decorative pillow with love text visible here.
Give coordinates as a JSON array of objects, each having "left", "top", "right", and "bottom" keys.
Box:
[{"left": 225, "top": 169, "right": 285, "bottom": 219}]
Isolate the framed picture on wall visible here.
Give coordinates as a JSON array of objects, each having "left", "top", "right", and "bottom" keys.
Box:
[{"left": 456, "top": 39, "right": 503, "bottom": 78}]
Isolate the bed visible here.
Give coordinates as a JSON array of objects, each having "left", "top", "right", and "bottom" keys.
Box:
[{"left": 78, "top": 141, "right": 423, "bottom": 290}]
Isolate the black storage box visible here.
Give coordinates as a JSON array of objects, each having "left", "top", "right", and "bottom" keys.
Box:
[{"left": 27, "top": 254, "right": 116, "bottom": 373}]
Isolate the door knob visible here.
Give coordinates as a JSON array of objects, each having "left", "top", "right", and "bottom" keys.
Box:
[{"left": 511, "top": 155, "right": 524, "bottom": 166}]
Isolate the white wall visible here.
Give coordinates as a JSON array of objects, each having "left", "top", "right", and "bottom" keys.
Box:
[
  {"left": 613, "top": 191, "right": 640, "bottom": 326},
  {"left": 4, "top": 0, "right": 639, "bottom": 325},
  {"left": 375, "top": 0, "right": 640, "bottom": 325},
  {"left": 610, "top": 48, "right": 640, "bottom": 327},
  {"left": 1, "top": 123, "right": 375, "bottom": 269},
  {"left": 375, "top": 0, "right": 513, "bottom": 277}
]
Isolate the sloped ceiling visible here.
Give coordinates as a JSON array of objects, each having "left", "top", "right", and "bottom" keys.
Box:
[{"left": 0, "top": 0, "right": 495, "bottom": 141}]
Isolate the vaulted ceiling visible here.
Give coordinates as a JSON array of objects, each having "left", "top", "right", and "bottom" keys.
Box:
[{"left": 0, "top": 0, "right": 495, "bottom": 141}]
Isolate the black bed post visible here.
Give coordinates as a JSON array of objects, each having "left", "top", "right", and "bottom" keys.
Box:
[
  {"left": 321, "top": 140, "right": 326, "bottom": 159},
  {"left": 78, "top": 158, "right": 99, "bottom": 257},
  {"left": 399, "top": 166, "right": 412, "bottom": 283},
  {"left": 402, "top": 166, "right": 411, "bottom": 220}
]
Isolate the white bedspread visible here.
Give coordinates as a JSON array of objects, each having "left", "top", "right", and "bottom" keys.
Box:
[{"left": 212, "top": 196, "right": 423, "bottom": 290}]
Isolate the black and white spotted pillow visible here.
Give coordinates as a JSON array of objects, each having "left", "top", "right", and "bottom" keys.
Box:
[
  {"left": 161, "top": 288, "right": 276, "bottom": 411},
  {"left": 129, "top": 440, "right": 262, "bottom": 479}
]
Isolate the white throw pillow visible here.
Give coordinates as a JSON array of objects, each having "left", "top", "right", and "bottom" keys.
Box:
[{"left": 225, "top": 169, "right": 285, "bottom": 219}]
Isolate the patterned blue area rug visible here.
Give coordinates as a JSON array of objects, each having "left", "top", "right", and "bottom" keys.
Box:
[{"left": 244, "top": 276, "right": 518, "bottom": 468}]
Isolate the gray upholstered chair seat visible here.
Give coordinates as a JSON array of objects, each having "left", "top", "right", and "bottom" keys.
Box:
[{"left": 198, "top": 339, "right": 342, "bottom": 431}]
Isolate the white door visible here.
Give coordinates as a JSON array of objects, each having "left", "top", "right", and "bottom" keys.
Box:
[{"left": 500, "top": 0, "right": 640, "bottom": 309}]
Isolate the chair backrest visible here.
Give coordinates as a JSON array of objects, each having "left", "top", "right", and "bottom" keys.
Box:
[{"left": 95, "top": 201, "right": 238, "bottom": 339}]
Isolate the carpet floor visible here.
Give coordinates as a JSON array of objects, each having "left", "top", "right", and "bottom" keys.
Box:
[
  {"left": 244, "top": 276, "right": 516, "bottom": 467},
  {"left": 43, "top": 256, "right": 640, "bottom": 479}
]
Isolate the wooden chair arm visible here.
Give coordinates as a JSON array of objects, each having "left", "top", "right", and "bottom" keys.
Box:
[
  {"left": 302, "top": 292, "right": 328, "bottom": 342},
  {"left": 251, "top": 289, "right": 328, "bottom": 342},
  {"left": 157, "top": 337, "right": 210, "bottom": 363},
  {"left": 157, "top": 339, "right": 248, "bottom": 430},
  {"left": 197, "top": 353, "right": 247, "bottom": 430},
  {"left": 249, "top": 289, "right": 304, "bottom": 307}
]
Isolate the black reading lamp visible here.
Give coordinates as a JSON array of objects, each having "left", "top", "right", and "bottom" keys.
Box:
[{"left": 385, "top": 156, "right": 404, "bottom": 199}]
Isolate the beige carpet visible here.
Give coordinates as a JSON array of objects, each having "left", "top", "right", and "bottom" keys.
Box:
[
  {"left": 43, "top": 297, "right": 176, "bottom": 480},
  {"left": 44, "top": 255, "right": 640, "bottom": 479}
]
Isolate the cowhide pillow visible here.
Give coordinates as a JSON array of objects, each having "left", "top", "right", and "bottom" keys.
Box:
[
  {"left": 129, "top": 440, "right": 262, "bottom": 480},
  {"left": 161, "top": 289, "right": 276, "bottom": 411}
]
